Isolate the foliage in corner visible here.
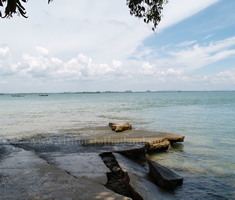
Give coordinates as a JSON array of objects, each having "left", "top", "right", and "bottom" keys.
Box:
[
  {"left": 127, "top": 0, "right": 168, "bottom": 31},
  {"left": 0, "top": 0, "right": 168, "bottom": 30},
  {"left": 0, "top": 0, "right": 53, "bottom": 18},
  {"left": 0, "top": 0, "right": 27, "bottom": 18}
]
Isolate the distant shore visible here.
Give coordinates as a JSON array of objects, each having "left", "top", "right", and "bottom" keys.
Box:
[{"left": 1, "top": 90, "right": 234, "bottom": 96}]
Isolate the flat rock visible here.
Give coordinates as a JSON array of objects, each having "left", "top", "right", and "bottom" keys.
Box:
[
  {"left": 109, "top": 123, "right": 132, "bottom": 132},
  {"left": 148, "top": 160, "right": 183, "bottom": 190}
]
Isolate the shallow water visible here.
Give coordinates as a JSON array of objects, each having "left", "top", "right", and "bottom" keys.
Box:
[{"left": 0, "top": 92, "right": 235, "bottom": 199}]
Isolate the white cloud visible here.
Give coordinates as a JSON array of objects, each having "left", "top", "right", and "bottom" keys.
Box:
[
  {"left": 206, "top": 50, "right": 235, "bottom": 63},
  {"left": 18, "top": 48, "right": 129, "bottom": 81},
  {"left": 2, "top": 0, "right": 233, "bottom": 92},
  {"left": 138, "top": 63, "right": 183, "bottom": 77},
  {"left": 2, "top": 32, "right": 235, "bottom": 91},
  {"left": 139, "top": 62, "right": 156, "bottom": 76},
  {"left": 212, "top": 70, "right": 235, "bottom": 84},
  {"left": 0, "top": 47, "right": 10, "bottom": 57},
  {"left": 203, "top": 34, "right": 213, "bottom": 40},
  {"left": 22, "top": 53, "right": 59, "bottom": 78},
  {"left": 1, "top": 0, "right": 219, "bottom": 65},
  {"left": 176, "top": 75, "right": 209, "bottom": 83},
  {"left": 0, "top": 80, "right": 8, "bottom": 84},
  {"left": 0, "top": 47, "right": 21, "bottom": 76},
  {"left": 166, "top": 68, "right": 183, "bottom": 76},
  {"left": 159, "top": 0, "right": 218, "bottom": 30},
  {"left": 36, "top": 46, "right": 49, "bottom": 56},
  {"left": 168, "top": 36, "right": 235, "bottom": 71},
  {"left": 112, "top": 60, "right": 122, "bottom": 69},
  {"left": 176, "top": 40, "right": 197, "bottom": 47}
]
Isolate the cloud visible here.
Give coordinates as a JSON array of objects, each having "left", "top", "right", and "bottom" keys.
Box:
[
  {"left": 36, "top": 46, "right": 49, "bottom": 56},
  {"left": 138, "top": 62, "right": 183, "bottom": 78},
  {"left": 0, "top": 46, "right": 22, "bottom": 76},
  {"left": 139, "top": 62, "right": 156, "bottom": 76},
  {"left": 132, "top": 35, "right": 235, "bottom": 88},
  {"left": 1, "top": 0, "right": 219, "bottom": 67},
  {"left": 166, "top": 68, "right": 183, "bottom": 76},
  {"left": 2, "top": 32, "right": 235, "bottom": 91},
  {"left": 17, "top": 47, "right": 129, "bottom": 81},
  {"left": 158, "top": 0, "right": 219, "bottom": 30},
  {"left": 203, "top": 34, "right": 213, "bottom": 40},
  {"left": 1, "top": 45, "right": 234, "bottom": 92},
  {"left": 212, "top": 70, "right": 235, "bottom": 84},
  {"left": 0, "top": 47, "right": 10, "bottom": 57},
  {"left": 0, "top": 80, "right": 8, "bottom": 84},
  {"left": 22, "top": 0, "right": 153, "bottom": 63},
  {"left": 176, "top": 40, "right": 197, "bottom": 47},
  {"left": 1, "top": 0, "right": 233, "bottom": 92},
  {"left": 132, "top": 36, "right": 235, "bottom": 77},
  {"left": 168, "top": 36, "right": 235, "bottom": 71}
]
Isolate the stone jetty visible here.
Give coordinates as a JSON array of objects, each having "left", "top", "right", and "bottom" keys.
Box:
[{"left": 0, "top": 123, "right": 185, "bottom": 200}]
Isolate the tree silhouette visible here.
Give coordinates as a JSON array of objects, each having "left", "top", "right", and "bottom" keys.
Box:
[
  {"left": 0, "top": 0, "right": 168, "bottom": 30},
  {"left": 127, "top": 0, "right": 168, "bottom": 30}
]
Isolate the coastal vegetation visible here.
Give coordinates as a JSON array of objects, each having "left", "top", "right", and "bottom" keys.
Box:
[{"left": 0, "top": 0, "right": 168, "bottom": 30}]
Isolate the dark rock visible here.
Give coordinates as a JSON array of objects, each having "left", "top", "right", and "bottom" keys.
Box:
[
  {"left": 102, "top": 156, "right": 114, "bottom": 164},
  {"left": 111, "top": 166, "right": 121, "bottom": 173},
  {"left": 106, "top": 162, "right": 116, "bottom": 169},
  {"left": 115, "top": 144, "right": 148, "bottom": 161},
  {"left": 100, "top": 152, "right": 144, "bottom": 200},
  {"left": 148, "top": 160, "right": 183, "bottom": 190}
]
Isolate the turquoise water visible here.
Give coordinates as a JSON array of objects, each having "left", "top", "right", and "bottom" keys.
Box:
[{"left": 0, "top": 92, "right": 235, "bottom": 199}]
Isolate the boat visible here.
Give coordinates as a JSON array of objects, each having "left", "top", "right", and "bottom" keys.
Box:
[
  {"left": 39, "top": 94, "right": 48, "bottom": 96},
  {"left": 11, "top": 94, "right": 25, "bottom": 97}
]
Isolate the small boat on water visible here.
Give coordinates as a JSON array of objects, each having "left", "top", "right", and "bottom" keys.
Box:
[
  {"left": 11, "top": 94, "right": 25, "bottom": 97},
  {"left": 39, "top": 94, "right": 48, "bottom": 96}
]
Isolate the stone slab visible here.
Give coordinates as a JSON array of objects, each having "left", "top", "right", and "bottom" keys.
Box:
[
  {"left": 114, "top": 153, "right": 174, "bottom": 200},
  {"left": 148, "top": 160, "right": 183, "bottom": 190},
  {"left": 0, "top": 145, "right": 131, "bottom": 200}
]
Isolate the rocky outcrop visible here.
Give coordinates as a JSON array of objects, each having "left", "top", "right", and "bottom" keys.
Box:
[
  {"left": 147, "top": 138, "right": 172, "bottom": 151},
  {"left": 148, "top": 160, "right": 183, "bottom": 190},
  {"left": 109, "top": 123, "right": 132, "bottom": 132}
]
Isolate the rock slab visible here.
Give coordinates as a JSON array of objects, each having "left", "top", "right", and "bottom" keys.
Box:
[
  {"left": 109, "top": 123, "right": 132, "bottom": 132},
  {"left": 148, "top": 160, "right": 183, "bottom": 190}
]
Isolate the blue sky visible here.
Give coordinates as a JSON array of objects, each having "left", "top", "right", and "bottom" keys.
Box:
[{"left": 0, "top": 0, "right": 235, "bottom": 92}]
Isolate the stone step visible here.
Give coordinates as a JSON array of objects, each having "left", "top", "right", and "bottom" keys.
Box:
[{"left": 148, "top": 160, "right": 183, "bottom": 190}]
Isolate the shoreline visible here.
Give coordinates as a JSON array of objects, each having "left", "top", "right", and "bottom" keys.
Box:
[{"left": 0, "top": 126, "right": 185, "bottom": 199}]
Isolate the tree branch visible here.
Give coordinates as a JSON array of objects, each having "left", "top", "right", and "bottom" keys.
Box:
[{"left": 0, "top": 0, "right": 168, "bottom": 30}]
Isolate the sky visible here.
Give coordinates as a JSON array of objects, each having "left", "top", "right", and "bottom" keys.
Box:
[{"left": 1, "top": 0, "right": 235, "bottom": 92}]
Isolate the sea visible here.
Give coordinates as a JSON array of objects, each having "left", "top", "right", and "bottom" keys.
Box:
[{"left": 0, "top": 91, "right": 234, "bottom": 199}]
